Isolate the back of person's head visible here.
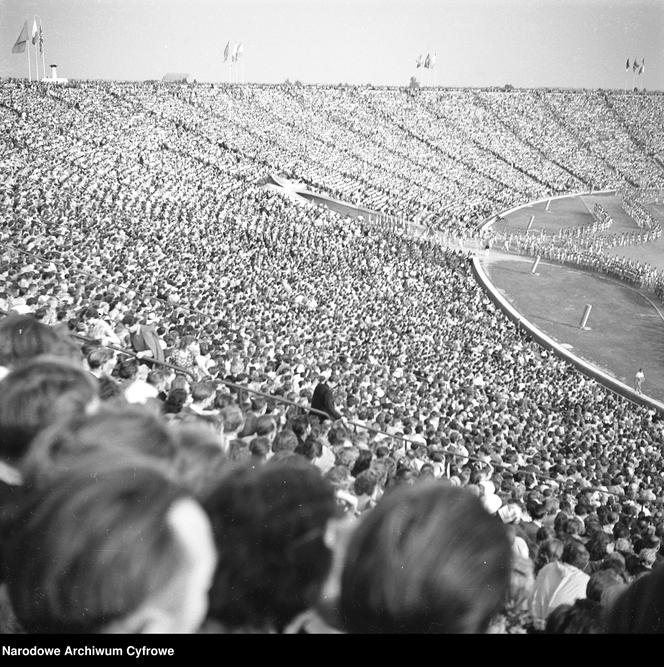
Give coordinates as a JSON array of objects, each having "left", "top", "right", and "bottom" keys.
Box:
[
  {"left": 586, "top": 531, "right": 614, "bottom": 562},
  {"left": 0, "top": 315, "right": 78, "bottom": 369},
  {"left": 536, "top": 526, "right": 556, "bottom": 543},
  {"left": 87, "top": 347, "right": 115, "bottom": 371},
  {"left": 204, "top": 462, "right": 338, "bottom": 632},
  {"left": 220, "top": 405, "right": 244, "bottom": 434},
  {"left": 255, "top": 415, "right": 276, "bottom": 437},
  {"left": 5, "top": 462, "right": 216, "bottom": 633},
  {"left": 586, "top": 568, "right": 625, "bottom": 604},
  {"left": 563, "top": 516, "right": 584, "bottom": 538},
  {"left": 562, "top": 540, "right": 590, "bottom": 571},
  {"left": 336, "top": 446, "right": 359, "bottom": 469},
  {"left": 353, "top": 469, "right": 378, "bottom": 498},
  {"left": 165, "top": 387, "right": 189, "bottom": 414},
  {"left": 0, "top": 355, "right": 98, "bottom": 465},
  {"left": 339, "top": 482, "right": 511, "bottom": 633},
  {"left": 527, "top": 498, "right": 547, "bottom": 521},
  {"left": 191, "top": 382, "right": 215, "bottom": 404},
  {"left": 294, "top": 434, "right": 323, "bottom": 462},
  {"left": 173, "top": 424, "right": 228, "bottom": 499},
  {"left": 545, "top": 599, "right": 604, "bottom": 634},
  {"left": 117, "top": 356, "right": 139, "bottom": 380},
  {"left": 608, "top": 566, "right": 664, "bottom": 632},
  {"left": 272, "top": 428, "right": 298, "bottom": 454},
  {"left": 351, "top": 449, "right": 373, "bottom": 478},
  {"left": 249, "top": 436, "right": 270, "bottom": 461},
  {"left": 23, "top": 404, "right": 178, "bottom": 483}
]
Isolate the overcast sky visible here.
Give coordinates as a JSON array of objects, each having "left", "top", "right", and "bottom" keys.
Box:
[{"left": 0, "top": 0, "right": 662, "bottom": 89}]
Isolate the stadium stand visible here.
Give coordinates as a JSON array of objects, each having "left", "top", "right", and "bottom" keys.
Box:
[{"left": 2, "top": 81, "right": 664, "bottom": 633}]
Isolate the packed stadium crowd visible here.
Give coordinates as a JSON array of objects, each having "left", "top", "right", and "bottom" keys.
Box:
[{"left": 1, "top": 80, "right": 664, "bottom": 633}]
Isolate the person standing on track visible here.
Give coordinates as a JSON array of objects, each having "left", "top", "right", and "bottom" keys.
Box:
[{"left": 635, "top": 368, "right": 645, "bottom": 394}]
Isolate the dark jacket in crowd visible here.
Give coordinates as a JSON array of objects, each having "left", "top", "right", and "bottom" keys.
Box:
[
  {"left": 311, "top": 383, "right": 341, "bottom": 421},
  {"left": 129, "top": 325, "right": 165, "bottom": 363}
]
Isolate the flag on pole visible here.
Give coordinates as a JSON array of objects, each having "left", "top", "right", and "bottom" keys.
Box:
[
  {"left": 429, "top": 53, "right": 437, "bottom": 69},
  {"left": 639, "top": 58, "right": 645, "bottom": 75},
  {"left": 31, "top": 18, "right": 38, "bottom": 45},
  {"left": 39, "top": 24, "right": 44, "bottom": 54},
  {"left": 235, "top": 42, "right": 244, "bottom": 60},
  {"left": 424, "top": 53, "right": 431, "bottom": 69},
  {"left": 625, "top": 58, "right": 630, "bottom": 71},
  {"left": 12, "top": 21, "right": 29, "bottom": 53},
  {"left": 223, "top": 41, "right": 230, "bottom": 62},
  {"left": 416, "top": 54, "right": 423, "bottom": 68},
  {"left": 633, "top": 58, "right": 639, "bottom": 72},
  {"left": 232, "top": 42, "right": 240, "bottom": 62}
]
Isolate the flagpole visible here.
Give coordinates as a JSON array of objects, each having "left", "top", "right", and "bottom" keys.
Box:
[
  {"left": 34, "top": 17, "right": 39, "bottom": 81},
  {"left": 39, "top": 18, "right": 46, "bottom": 80}
]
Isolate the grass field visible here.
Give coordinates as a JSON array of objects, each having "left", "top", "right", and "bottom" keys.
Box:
[{"left": 482, "top": 194, "right": 664, "bottom": 402}]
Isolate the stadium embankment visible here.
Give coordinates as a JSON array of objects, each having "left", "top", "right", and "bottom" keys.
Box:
[{"left": 269, "top": 174, "right": 398, "bottom": 224}]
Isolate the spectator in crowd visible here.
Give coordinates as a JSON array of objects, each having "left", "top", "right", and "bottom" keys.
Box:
[
  {"left": 339, "top": 482, "right": 511, "bottom": 633},
  {"left": 606, "top": 565, "right": 664, "bottom": 633},
  {"left": 122, "top": 313, "right": 165, "bottom": 363},
  {"left": 586, "top": 568, "right": 626, "bottom": 607},
  {"left": 86, "top": 346, "right": 118, "bottom": 381},
  {"left": 530, "top": 540, "right": 591, "bottom": 629},
  {"left": 544, "top": 599, "right": 605, "bottom": 634},
  {"left": 311, "top": 375, "right": 343, "bottom": 422},
  {"left": 203, "top": 459, "right": 342, "bottom": 633},
  {"left": 21, "top": 404, "right": 179, "bottom": 486},
  {"left": 3, "top": 461, "right": 216, "bottom": 633},
  {"left": 0, "top": 356, "right": 99, "bottom": 492},
  {"left": 0, "top": 315, "right": 79, "bottom": 378}
]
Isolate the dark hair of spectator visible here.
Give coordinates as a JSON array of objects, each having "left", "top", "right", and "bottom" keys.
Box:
[
  {"left": 5, "top": 464, "right": 188, "bottom": 633},
  {"left": 204, "top": 462, "right": 338, "bottom": 632},
  {"left": 339, "top": 482, "right": 511, "bottom": 633},
  {"left": 0, "top": 355, "right": 98, "bottom": 464},
  {"left": 544, "top": 599, "right": 604, "bottom": 634},
  {"left": 23, "top": 404, "right": 178, "bottom": 483},
  {"left": 0, "top": 315, "right": 79, "bottom": 368},
  {"left": 272, "top": 428, "right": 298, "bottom": 454},
  {"left": 562, "top": 540, "right": 590, "bottom": 571}
]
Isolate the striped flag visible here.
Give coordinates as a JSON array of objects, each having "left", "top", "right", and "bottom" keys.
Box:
[
  {"left": 639, "top": 58, "right": 645, "bottom": 75},
  {"left": 12, "top": 21, "right": 29, "bottom": 53},
  {"left": 235, "top": 42, "right": 244, "bottom": 61},
  {"left": 424, "top": 53, "right": 431, "bottom": 69},
  {"left": 31, "top": 18, "right": 38, "bottom": 45},
  {"left": 416, "top": 54, "right": 423, "bottom": 68},
  {"left": 39, "top": 24, "right": 44, "bottom": 54},
  {"left": 633, "top": 58, "right": 639, "bottom": 72},
  {"left": 223, "top": 41, "right": 230, "bottom": 62},
  {"left": 625, "top": 58, "right": 630, "bottom": 71}
]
